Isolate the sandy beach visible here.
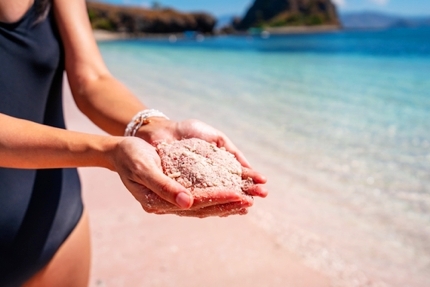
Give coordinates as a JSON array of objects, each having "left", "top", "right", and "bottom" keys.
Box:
[
  {"left": 62, "top": 81, "right": 331, "bottom": 286},
  {"left": 91, "top": 25, "right": 341, "bottom": 42},
  {"left": 92, "top": 30, "right": 129, "bottom": 42}
]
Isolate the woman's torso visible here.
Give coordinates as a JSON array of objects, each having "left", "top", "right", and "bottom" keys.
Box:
[{"left": 0, "top": 1, "right": 83, "bottom": 285}]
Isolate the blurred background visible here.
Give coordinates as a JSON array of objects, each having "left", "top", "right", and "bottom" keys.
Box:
[{"left": 78, "top": 1, "right": 430, "bottom": 286}]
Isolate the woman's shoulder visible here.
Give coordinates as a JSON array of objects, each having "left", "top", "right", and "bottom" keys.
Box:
[{"left": 0, "top": 0, "right": 35, "bottom": 24}]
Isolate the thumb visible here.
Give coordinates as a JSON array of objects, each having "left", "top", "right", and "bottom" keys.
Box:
[{"left": 143, "top": 169, "right": 194, "bottom": 209}]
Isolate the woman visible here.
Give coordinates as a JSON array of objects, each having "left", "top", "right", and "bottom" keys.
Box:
[{"left": 0, "top": 0, "right": 267, "bottom": 286}]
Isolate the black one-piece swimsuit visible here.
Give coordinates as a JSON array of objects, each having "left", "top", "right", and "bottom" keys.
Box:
[{"left": 0, "top": 4, "right": 83, "bottom": 286}]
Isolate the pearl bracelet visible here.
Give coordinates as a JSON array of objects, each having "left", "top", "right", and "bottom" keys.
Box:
[{"left": 124, "top": 109, "right": 169, "bottom": 137}]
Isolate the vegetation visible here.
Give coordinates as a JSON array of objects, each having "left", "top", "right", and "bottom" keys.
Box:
[
  {"left": 91, "top": 18, "right": 115, "bottom": 31},
  {"left": 88, "top": 7, "right": 115, "bottom": 31},
  {"left": 236, "top": 0, "right": 340, "bottom": 30},
  {"left": 86, "top": 2, "right": 216, "bottom": 34},
  {"left": 264, "top": 14, "right": 326, "bottom": 27}
]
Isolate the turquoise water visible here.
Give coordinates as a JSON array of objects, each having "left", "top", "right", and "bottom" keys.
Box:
[{"left": 98, "top": 28, "right": 430, "bottom": 286}]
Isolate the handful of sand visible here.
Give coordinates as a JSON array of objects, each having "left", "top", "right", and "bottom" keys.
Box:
[{"left": 156, "top": 138, "right": 253, "bottom": 198}]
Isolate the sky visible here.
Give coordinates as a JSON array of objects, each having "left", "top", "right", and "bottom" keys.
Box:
[{"left": 99, "top": 0, "right": 430, "bottom": 17}]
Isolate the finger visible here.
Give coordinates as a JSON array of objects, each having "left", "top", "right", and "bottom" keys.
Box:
[
  {"left": 218, "top": 207, "right": 249, "bottom": 218},
  {"left": 191, "top": 188, "right": 249, "bottom": 209},
  {"left": 158, "top": 200, "right": 253, "bottom": 218},
  {"left": 242, "top": 184, "right": 268, "bottom": 198},
  {"left": 157, "top": 208, "right": 249, "bottom": 218},
  {"left": 180, "top": 199, "right": 253, "bottom": 217},
  {"left": 179, "top": 208, "right": 249, "bottom": 218},
  {"left": 133, "top": 185, "right": 177, "bottom": 213},
  {"left": 155, "top": 191, "right": 253, "bottom": 214},
  {"left": 136, "top": 184, "right": 253, "bottom": 213},
  {"left": 140, "top": 168, "right": 194, "bottom": 209},
  {"left": 151, "top": 189, "right": 251, "bottom": 212},
  {"left": 217, "top": 134, "right": 252, "bottom": 168},
  {"left": 203, "top": 199, "right": 252, "bottom": 217},
  {"left": 242, "top": 167, "right": 267, "bottom": 184}
]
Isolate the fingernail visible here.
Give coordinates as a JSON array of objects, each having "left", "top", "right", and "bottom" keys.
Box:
[
  {"left": 259, "top": 175, "right": 268, "bottom": 183},
  {"left": 176, "top": 192, "right": 192, "bottom": 209}
]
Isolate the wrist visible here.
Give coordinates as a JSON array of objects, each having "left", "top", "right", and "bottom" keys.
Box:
[
  {"left": 135, "top": 117, "right": 178, "bottom": 144},
  {"left": 124, "top": 109, "right": 169, "bottom": 137},
  {"left": 91, "top": 135, "right": 123, "bottom": 171}
]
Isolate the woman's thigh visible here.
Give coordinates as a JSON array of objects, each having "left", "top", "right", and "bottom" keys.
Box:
[{"left": 23, "top": 209, "right": 91, "bottom": 287}]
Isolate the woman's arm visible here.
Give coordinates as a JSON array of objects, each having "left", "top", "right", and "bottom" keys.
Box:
[
  {"left": 53, "top": 0, "right": 146, "bottom": 136},
  {"left": 0, "top": 113, "right": 115, "bottom": 169},
  {"left": 0, "top": 113, "right": 259, "bottom": 217},
  {"left": 0, "top": 113, "right": 200, "bottom": 209}
]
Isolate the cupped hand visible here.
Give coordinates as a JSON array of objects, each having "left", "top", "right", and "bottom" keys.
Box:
[
  {"left": 137, "top": 118, "right": 268, "bottom": 195},
  {"left": 109, "top": 137, "right": 259, "bottom": 217},
  {"left": 131, "top": 166, "right": 267, "bottom": 218},
  {"left": 110, "top": 137, "right": 193, "bottom": 209}
]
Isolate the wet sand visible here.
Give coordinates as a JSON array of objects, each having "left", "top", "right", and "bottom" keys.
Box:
[
  {"left": 62, "top": 81, "right": 331, "bottom": 286},
  {"left": 92, "top": 30, "right": 129, "bottom": 42},
  {"left": 92, "top": 25, "right": 341, "bottom": 42}
]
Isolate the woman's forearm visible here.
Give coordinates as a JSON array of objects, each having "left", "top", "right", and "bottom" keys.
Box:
[
  {"left": 68, "top": 73, "right": 147, "bottom": 137},
  {"left": 0, "top": 113, "right": 118, "bottom": 169}
]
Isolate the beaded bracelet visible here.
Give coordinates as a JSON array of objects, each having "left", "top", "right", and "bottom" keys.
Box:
[{"left": 124, "top": 109, "right": 169, "bottom": 137}]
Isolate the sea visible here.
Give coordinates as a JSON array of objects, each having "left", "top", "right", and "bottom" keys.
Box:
[{"left": 97, "top": 27, "right": 430, "bottom": 287}]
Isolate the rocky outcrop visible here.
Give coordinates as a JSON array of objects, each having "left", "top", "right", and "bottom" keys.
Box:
[
  {"left": 87, "top": 2, "right": 216, "bottom": 34},
  {"left": 235, "top": 0, "right": 340, "bottom": 30}
]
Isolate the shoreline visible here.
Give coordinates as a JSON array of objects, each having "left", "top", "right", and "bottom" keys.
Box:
[
  {"left": 92, "top": 30, "right": 129, "bottom": 41},
  {"left": 92, "top": 25, "right": 342, "bottom": 41}
]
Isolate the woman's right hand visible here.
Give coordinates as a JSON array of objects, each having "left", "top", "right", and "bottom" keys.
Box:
[{"left": 108, "top": 137, "right": 254, "bottom": 217}]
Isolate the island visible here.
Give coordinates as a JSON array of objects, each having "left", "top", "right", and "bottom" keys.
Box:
[
  {"left": 234, "top": 0, "right": 340, "bottom": 32},
  {"left": 86, "top": 1, "right": 216, "bottom": 35}
]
